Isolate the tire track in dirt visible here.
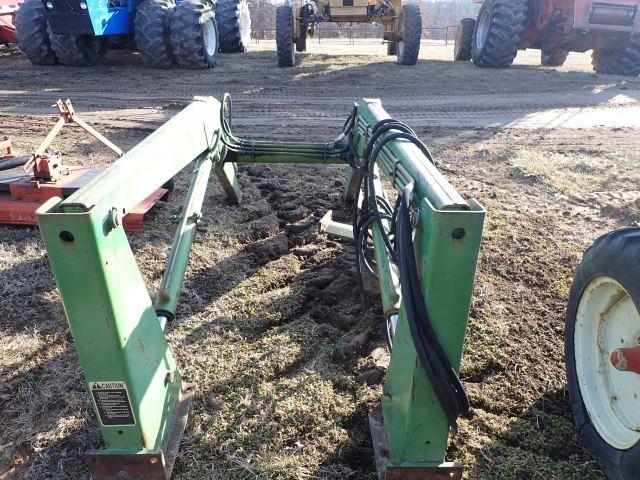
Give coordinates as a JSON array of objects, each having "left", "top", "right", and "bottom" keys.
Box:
[{"left": 3, "top": 88, "right": 639, "bottom": 129}]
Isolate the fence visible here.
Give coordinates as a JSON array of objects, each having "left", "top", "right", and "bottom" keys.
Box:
[{"left": 251, "top": 25, "right": 459, "bottom": 45}]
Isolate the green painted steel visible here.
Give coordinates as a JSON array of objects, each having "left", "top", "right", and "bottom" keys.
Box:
[
  {"left": 37, "top": 199, "right": 183, "bottom": 452},
  {"left": 35, "top": 94, "right": 484, "bottom": 477},
  {"left": 35, "top": 96, "right": 224, "bottom": 470},
  {"left": 349, "top": 98, "right": 485, "bottom": 466},
  {"left": 383, "top": 198, "right": 484, "bottom": 464},
  {"left": 369, "top": 165, "right": 401, "bottom": 320},
  {"left": 155, "top": 151, "right": 217, "bottom": 318}
]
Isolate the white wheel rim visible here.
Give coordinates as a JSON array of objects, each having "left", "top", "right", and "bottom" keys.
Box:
[
  {"left": 476, "top": 9, "right": 491, "bottom": 50},
  {"left": 575, "top": 276, "right": 640, "bottom": 450},
  {"left": 203, "top": 19, "right": 218, "bottom": 56},
  {"left": 238, "top": 1, "right": 251, "bottom": 46}
]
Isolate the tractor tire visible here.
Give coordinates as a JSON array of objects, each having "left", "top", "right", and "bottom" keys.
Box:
[
  {"left": 216, "top": 0, "right": 251, "bottom": 53},
  {"left": 276, "top": 5, "right": 295, "bottom": 67},
  {"left": 592, "top": 35, "right": 640, "bottom": 76},
  {"left": 387, "top": 41, "right": 397, "bottom": 56},
  {"left": 566, "top": 228, "right": 640, "bottom": 480},
  {"left": 541, "top": 47, "right": 569, "bottom": 67},
  {"left": 453, "top": 17, "right": 474, "bottom": 61},
  {"left": 396, "top": 4, "right": 421, "bottom": 65},
  {"left": 471, "top": 0, "right": 527, "bottom": 68},
  {"left": 134, "top": 0, "right": 175, "bottom": 69},
  {"left": 170, "top": 0, "right": 218, "bottom": 69},
  {"left": 48, "top": 32, "right": 105, "bottom": 66},
  {"left": 14, "top": 0, "right": 57, "bottom": 65}
]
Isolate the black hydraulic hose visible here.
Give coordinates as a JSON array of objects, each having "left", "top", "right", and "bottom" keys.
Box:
[
  {"left": 353, "top": 118, "right": 435, "bottom": 277},
  {"left": 396, "top": 184, "right": 469, "bottom": 433},
  {"left": 0, "top": 156, "right": 29, "bottom": 172},
  {"left": 351, "top": 117, "right": 468, "bottom": 432}
]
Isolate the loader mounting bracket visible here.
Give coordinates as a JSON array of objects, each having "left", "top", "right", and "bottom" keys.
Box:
[
  {"left": 85, "top": 383, "right": 195, "bottom": 480},
  {"left": 369, "top": 405, "right": 463, "bottom": 480}
]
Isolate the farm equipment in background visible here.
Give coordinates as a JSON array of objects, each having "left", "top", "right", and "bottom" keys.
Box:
[
  {"left": 14, "top": 0, "right": 250, "bottom": 67},
  {"left": 0, "top": 99, "right": 168, "bottom": 231},
  {"left": 565, "top": 229, "right": 640, "bottom": 480},
  {"left": 275, "top": 0, "right": 422, "bottom": 66},
  {"left": 454, "top": 0, "right": 640, "bottom": 75},
  {"left": 36, "top": 94, "right": 484, "bottom": 479},
  {"left": 0, "top": 0, "right": 19, "bottom": 44}
]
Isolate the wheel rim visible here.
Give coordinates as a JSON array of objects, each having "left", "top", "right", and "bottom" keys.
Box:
[
  {"left": 238, "top": 1, "right": 251, "bottom": 46},
  {"left": 476, "top": 9, "right": 491, "bottom": 50},
  {"left": 202, "top": 19, "right": 218, "bottom": 56},
  {"left": 575, "top": 276, "right": 640, "bottom": 450}
]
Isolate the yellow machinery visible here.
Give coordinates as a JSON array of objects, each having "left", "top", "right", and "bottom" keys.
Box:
[{"left": 275, "top": 0, "right": 422, "bottom": 66}]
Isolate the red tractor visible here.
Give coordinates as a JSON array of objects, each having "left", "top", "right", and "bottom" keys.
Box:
[
  {"left": 0, "top": 0, "right": 19, "bottom": 45},
  {"left": 454, "top": 0, "right": 640, "bottom": 75}
]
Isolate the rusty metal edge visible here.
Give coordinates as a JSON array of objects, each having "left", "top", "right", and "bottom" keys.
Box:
[{"left": 163, "top": 382, "right": 196, "bottom": 478}]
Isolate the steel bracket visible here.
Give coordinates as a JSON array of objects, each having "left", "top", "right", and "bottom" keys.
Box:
[
  {"left": 214, "top": 160, "right": 242, "bottom": 205},
  {"left": 369, "top": 405, "right": 463, "bottom": 480},
  {"left": 86, "top": 383, "right": 195, "bottom": 480}
]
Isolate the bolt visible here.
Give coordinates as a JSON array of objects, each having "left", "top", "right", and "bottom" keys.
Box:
[
  {"left": 107, "top": 207, "right": 122, "bottom": 230},
  {"left": 165, "top": 370, "right": 175, "bottom": 384}
]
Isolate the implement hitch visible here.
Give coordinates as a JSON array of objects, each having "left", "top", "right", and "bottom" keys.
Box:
[{"left": 37, "top": 95, "right": 485, "bottom": 479}]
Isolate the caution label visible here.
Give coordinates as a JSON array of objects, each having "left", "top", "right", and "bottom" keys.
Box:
[{"left": 88, "top": 381, "right": 136, "bottom": 426}]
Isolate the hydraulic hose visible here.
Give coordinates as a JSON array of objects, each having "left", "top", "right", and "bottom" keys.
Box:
[
  {"left": 395, "top": 184, "right": 469, "bottom": 433},
  {"left": 0, "top": 156, "right": 30, "bottom": 172},
  {"left": 353, "top": 118, "right": 467, "bottom": 433}
]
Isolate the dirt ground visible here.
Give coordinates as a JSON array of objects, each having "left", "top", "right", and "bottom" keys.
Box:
[{"left": 1, "top": 41, "right": 640, "bottom": 480}]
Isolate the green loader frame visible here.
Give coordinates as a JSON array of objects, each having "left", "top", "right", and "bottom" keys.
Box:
[{"left": 36, "top": 95, "right": 485, "bottom": 480}]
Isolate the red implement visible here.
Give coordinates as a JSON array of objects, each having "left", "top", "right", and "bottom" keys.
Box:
[{"left": 0, "top": 0, "right": 19, "bottom": 44}]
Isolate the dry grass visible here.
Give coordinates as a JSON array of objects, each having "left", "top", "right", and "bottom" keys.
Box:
[{"left": 507, "top": 149, "right": 640, "bottom": 196}]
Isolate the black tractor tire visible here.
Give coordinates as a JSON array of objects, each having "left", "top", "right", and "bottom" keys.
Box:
[
  {"left": 276, "top": 5, "right": 295, "bottom": 67},
  {"left": 566, "top": 228, "right": 640, "bottom": 480},
  {"left": 454, "top": 18, "right": 474, "bottom": 61},
  {"left": 134, "top": 0, "right": 175, "bottom": 68},
  {"left": 387, "top": 41, "right": 397, "bottom": 56},
  {"left": 471, "top": 0, "right": 527, "bottom": 68},
  {"left": 170, "top": 0, "right": 218, "bottom": 69},
  {"left": 592, "top": 35, "right": 640, "bottom": 76},
  {"left": 541, "top": 47, "right": 569, "bottom": 67},
  {"left": 49, "top": 32, "right": 105, "bottom": 66},
  {"left": 396, "top": 4, "right": 421, "bottom": 65},
  {"left": 216, "top": 0, "right": 251, "bottom": 53},
  {"left": 14, "top": 0, "right": 57, "bottom": 65}
]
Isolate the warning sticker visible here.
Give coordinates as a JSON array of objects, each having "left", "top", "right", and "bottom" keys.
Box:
[{"left": 88, "top": 381, "right": 136, "bottom": 426}]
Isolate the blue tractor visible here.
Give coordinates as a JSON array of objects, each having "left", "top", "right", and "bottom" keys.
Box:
[{"left": 14, "top": 0, "right": 251, "bottom": 67}]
